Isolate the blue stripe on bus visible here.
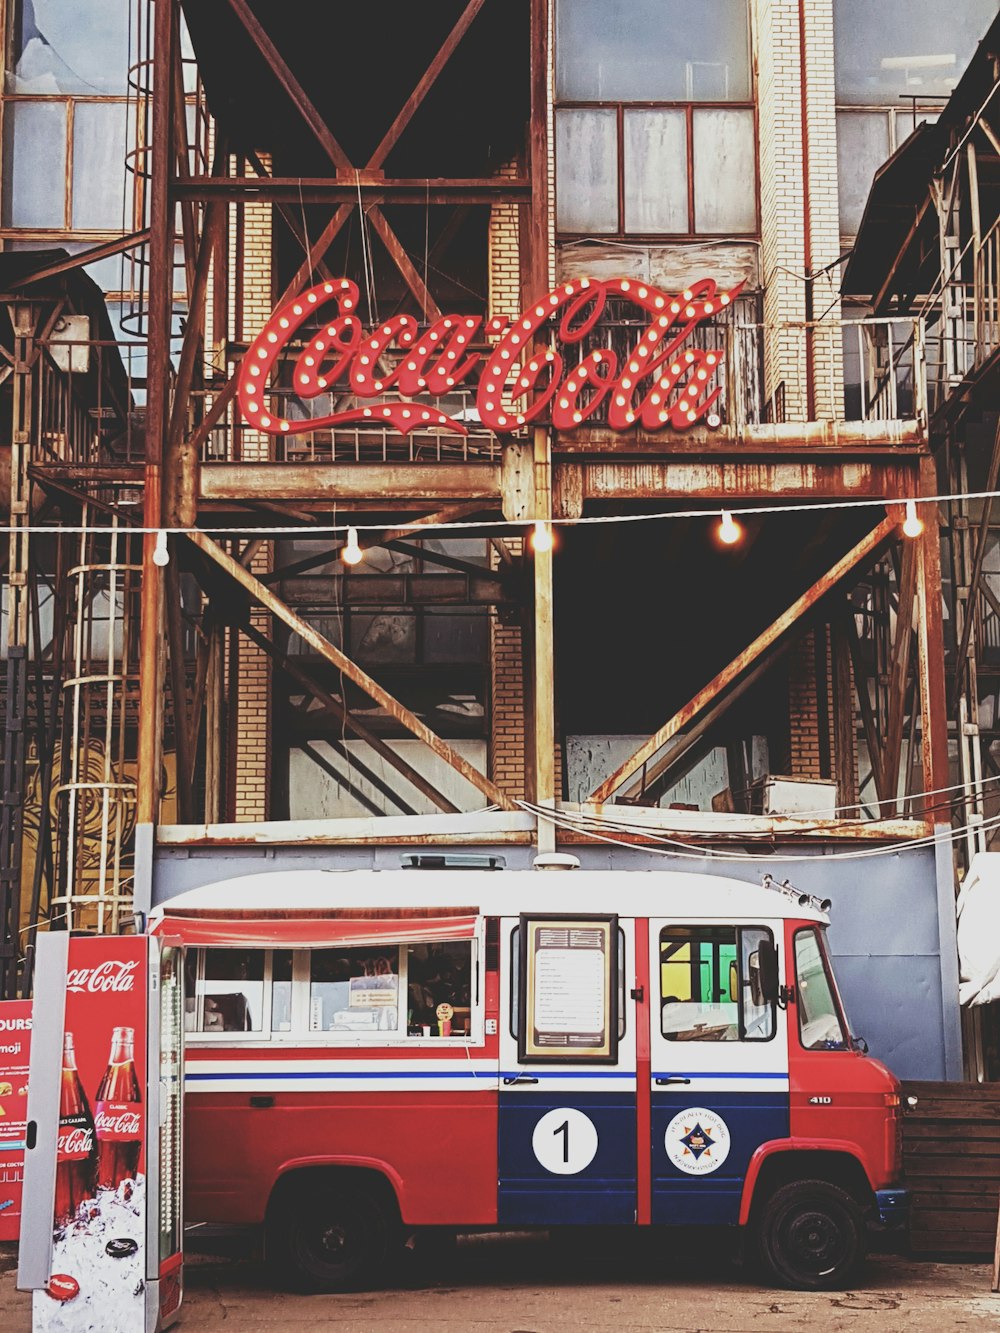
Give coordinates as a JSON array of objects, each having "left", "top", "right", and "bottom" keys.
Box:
[{"left": 650, "top": 1071, "right": 787, "bottom": 1080}]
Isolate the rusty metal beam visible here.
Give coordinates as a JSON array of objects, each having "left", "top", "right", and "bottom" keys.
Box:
[
  {"left": 199, "top": 461, "right": 500, "bottom": 503},
  {"left": 136, "top": 0, "right": 175, "bottom": 830},
  {"left": 881, "top": 541, "right": 917, "bottom": 808},
  {"left": 166, "top": 200, "right": 224, "bottom": 527},
  {"left": 7, "top": 230, "right": 152, "bottom": 289},
  {"left": 591, "top": 516, "right": 897, "bottom": 803},
  {"left": 174, "top": 178, "right": 530, "bottom": 204},
  {"left": 367, "top": 208, "right": 441, "bottom": 320},
  {"left": 915, "top": 456, "right": 949, "bottom": 813},
  {"left": 225, "top": 0, "right": 351, "bottom": 170},
  {"left": 190, "top": 530, "right": 515, "bottom": 810},
  {"left": 241, "top": 620, "right": 460, "bottom": 814},
  {"left": 369, "top": 0, "right": 487, "bottom": 168}
]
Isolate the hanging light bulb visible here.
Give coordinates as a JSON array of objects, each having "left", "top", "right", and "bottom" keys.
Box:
[
  {"left": 718, "top": 510, "right": 742, "bottom": 546},
  {"left": 152, "top": 529, "right": 170, "bottom": 567},
  {"left": 531, "top": 519, "right": 553, "bottom": 553},
  {"left": 341, "top": 527, "right": 364, "bottom": 566},
  {"left": 902, "top": 499, "right": 924, "bottom": 539}
]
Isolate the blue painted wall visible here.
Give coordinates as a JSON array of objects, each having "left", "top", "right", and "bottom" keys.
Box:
[{"left": 153, "top": 826, "right": 961, "bottom": 1082}]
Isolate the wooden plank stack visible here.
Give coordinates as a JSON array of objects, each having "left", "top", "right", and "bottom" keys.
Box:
[{"left": 902, "top": 1080, "right": 1000, "bottom": 1255}]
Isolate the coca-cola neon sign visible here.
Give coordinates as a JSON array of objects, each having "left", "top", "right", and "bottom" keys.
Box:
[{"left": 238, "top": 275, "right": 742, "bottom": 439}]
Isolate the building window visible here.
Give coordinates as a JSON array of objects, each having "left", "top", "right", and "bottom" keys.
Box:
[
  {"left": 554, "top": 0, "right": 756, "bottom": 238},
  {"left": 834, "top": 0, "right": 995, "bottom": 234}
]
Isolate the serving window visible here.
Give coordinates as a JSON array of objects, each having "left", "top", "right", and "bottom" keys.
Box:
[{"left": 184, "top": 939, "right": 477, "bottom": 1042}]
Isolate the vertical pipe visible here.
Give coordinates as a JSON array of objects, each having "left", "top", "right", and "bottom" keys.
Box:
[
  {"left": 532, "top": 426, "right": 556, "bottom": 855},
  {"left": 136, "top": 0, "right": 176, "bottom": 841},
  {"left": 797, "top": 0, "right": 816, "bottom": 420},
  {"left": 915, "top": 455, "right": 950, "bottom": 814}
]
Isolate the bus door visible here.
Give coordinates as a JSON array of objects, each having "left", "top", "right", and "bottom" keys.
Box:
[
  {"left": 648, "top": 918, "right": 789, "bottom": 1225},
  {"left": 497, "top": 914, "right": 637, "bottom": 1225}
]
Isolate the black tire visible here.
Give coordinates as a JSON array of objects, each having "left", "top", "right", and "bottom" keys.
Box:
[
  {"left": 267, "top": 1180, "right": 392, "bottom": 1293},
  {"left": 754, "top": 1178, "right": 865, "bottom": 1291}
]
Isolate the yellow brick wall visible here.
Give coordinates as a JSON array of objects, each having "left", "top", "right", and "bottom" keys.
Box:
[{"left": 233, "top": 171, "right": 273, "bottom": 821}]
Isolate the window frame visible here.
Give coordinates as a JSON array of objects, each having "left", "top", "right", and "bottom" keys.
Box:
[
  {"left": 183, "top": 935, "right": 483, "bottom": 1047},
  {"left": 658, "top": 922, "right": 777, "bottom": 1044},
  {"left": 515, "top": 913, "right": 621, "bottom": 1065},
  {"left": 555, "top": 98, "right": 760, "bottom": 241},
  {"left": 793, "top": 926, "right": 851, "bottom": 1052}
]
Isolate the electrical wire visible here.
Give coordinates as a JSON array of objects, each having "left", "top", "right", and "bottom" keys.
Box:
[
  {"left": 3, "top": 484, "right": 1000, "bottom": 539},
  {"left": 516, "top": 797, "right": 1000, "bottom": 863}
]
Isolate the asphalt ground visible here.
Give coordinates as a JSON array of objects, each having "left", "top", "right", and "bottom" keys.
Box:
[{"left": 3, "top": 1232, "right": 999, "bottom": 1332}]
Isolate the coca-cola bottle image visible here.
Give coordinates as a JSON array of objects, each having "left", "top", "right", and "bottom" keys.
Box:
[
  {"left": 94, "top": 1025, "right": 143, "bottom": 1191},
  {"left": 55, "top": 1031, "right": 96, "bottom": 1227}
]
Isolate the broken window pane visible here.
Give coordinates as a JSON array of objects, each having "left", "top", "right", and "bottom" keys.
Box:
[
  {"left": 72, "top": 102, "right": 129, "bottom": 229},
  {"left": 9, "top": 0, "right": 131, "bottom": 95},
  {"left": 2, "top": 100, "right": 66, "bottom": 227}
]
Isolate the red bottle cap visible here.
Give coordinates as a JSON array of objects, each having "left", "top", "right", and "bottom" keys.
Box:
[{"left": 47, "top": 1274, "right": 80, "bottom": 1302}]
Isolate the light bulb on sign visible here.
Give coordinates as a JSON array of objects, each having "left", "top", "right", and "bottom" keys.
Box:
[
  {"left": 902, "top": 499, "right": 924, "bottom": 538},
  {"left": 152, "top": 529, "right": 170, "bottom": 567},
  {"left": 531, "top": 520, "right": 553, "bottom": 553},
  {"left": 718, "top": 510, "right": 742, "bottom": 546},
  {"left": 341, "top": 527, "right": 364, "bottom": 566}
]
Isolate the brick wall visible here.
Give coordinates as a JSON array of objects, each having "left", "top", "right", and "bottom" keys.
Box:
[{"left": 233, "top": 173, "right": 273, "bottom": 821}]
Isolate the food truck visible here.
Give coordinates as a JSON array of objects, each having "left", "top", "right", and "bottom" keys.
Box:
[{"left": 149, "top": 866, "right": 908, "bottom": 1292}]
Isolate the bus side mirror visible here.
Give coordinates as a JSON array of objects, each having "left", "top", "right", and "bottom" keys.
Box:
[
  {"left": 728, "top": 960, "right": 738, "bottom": 1003},
  {"left": 754, "top": 940, "right": 780, "bottom": 1005}
]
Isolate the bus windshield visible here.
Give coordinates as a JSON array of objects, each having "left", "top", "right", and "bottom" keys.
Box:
[{"left": 794, "top": 927, "right": 850, "bottom": 1051}]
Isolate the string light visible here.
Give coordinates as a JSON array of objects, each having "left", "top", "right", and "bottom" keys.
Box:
[
  {"left": 718, "top": 510, "right": 742, "bottom": 545},
  {"left": 531, "top": 519, "right": 552, "bottom": 553},
  {"left": 152, "top": 530, "right": 170, "bottom": 567},
  {"left": 902, "top": 499, "right": 924, "bottom": 538},
  {"left": 3, "top": 488, "right": 992, "bottom": 541},
  {"left": 341, "top": 527, "right": 364, "bottom": 566}
]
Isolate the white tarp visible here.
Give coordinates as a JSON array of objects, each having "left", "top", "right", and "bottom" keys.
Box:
[{"left": 957, "top": 852, "right": 1000, "bottom": 1006}]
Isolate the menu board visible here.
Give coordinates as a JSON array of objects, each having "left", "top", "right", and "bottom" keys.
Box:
[
  {"left": 520, "top": 917, "right": 617, "bottom": 1062},
  {"left": 0, "top": 999, "right": 31, "bottom": 1240}
]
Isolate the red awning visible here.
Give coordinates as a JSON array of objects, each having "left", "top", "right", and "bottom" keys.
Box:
[{"left": 152, "top": 913, "right": 478, "bottom": 949}]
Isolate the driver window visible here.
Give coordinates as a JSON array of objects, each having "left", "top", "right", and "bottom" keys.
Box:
[{"left": 660, "top": 924, "right": 775, "bottom": 1042}]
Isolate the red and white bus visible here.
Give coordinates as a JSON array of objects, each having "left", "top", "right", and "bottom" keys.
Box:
[{"left": 150, "top": 865, "right": 907, "bottom": 1291}]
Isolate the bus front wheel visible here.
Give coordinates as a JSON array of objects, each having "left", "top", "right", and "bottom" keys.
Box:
[
  {"left": 754, "top": 1178, "right": 865, "bottom": 1290},
  {"left": 268, "top": 1179, "right": 391, "bottom": 1293}
]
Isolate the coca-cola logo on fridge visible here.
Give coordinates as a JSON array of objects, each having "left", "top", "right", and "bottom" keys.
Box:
[
  {"left": 56, "top": 1126, "right": 94, "bottom": 1159},
  {"left": 94, "top": 1107, "right": 141, "bottom": 1138},
  {"left": 65, "top": 960, "right": 139, "bottom": 994}
]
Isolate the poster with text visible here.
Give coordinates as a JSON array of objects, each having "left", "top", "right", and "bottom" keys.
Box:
[
  {"left": 521, "top": 916, "right": 616, "bottom": 1062},
  {"left": 0, "top": 999, "right": 32, "bottom": 1241},
  {"left": 34, "top": 936, "right": 148, "bottom": 1333}
]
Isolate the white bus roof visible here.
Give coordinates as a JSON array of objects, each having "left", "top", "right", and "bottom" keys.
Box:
[{"left": 151, "top": 868, "right": 829, "bottom": 928}]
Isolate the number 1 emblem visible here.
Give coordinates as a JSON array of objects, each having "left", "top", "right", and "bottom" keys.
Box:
[{"left": 531, "top": 1108, "right": 599, "bottom": 1175}]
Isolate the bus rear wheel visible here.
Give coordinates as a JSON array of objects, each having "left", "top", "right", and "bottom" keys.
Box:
[
  {"left": 268, "top": 1180, "right": 391, "bottom": 1293},
  {"left": 754, "top": 1178, "right": 865, "bottom": 1290}
]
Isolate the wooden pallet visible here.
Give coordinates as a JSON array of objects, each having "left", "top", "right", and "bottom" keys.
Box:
[{"left": 901, "top": 1080, "right": 1000, "bottom": 1255}]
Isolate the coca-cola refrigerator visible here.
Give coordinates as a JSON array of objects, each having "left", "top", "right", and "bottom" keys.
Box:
[{"left": 17, "top": 933, "right": 184, "bottom": 1332}]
